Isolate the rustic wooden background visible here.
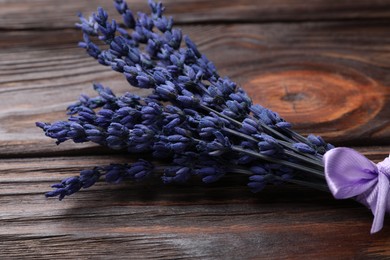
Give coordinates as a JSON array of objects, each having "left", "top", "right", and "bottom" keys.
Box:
[{"left": 1, "top": 0, "right": 390, "bottom": 259}]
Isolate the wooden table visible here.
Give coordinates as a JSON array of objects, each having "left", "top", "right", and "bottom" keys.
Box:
[{"left": 1, "top": 1, "right": 389, "bottom": 258}]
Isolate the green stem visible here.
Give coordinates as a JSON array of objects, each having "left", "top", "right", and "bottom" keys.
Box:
[
  {"left": 231, "top": 145, "right": 325, "bottom": 178},
  {"left": 200, "top": 105, "right": 320, "bottom": 162},
  {"left": 203, "top": 104, "right": 293, "bottom": 142},
  {"left": 200, "top": 104, "right": 242, "bottom": 127},
  {"left": 222, "top": 127, "right": 324, "bottom": 168},
  {"left": 227, "top": 167, "right": 329, "bottom": 192},
  {"left": 284, "top": 128, "right": 311, "bottom": 144},
  {"left": 275, "top": 176, "right": 330, "bottom": 192}
]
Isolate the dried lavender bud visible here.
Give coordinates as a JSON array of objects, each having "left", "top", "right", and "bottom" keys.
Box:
[
  {"left": 79, "top": 168, "right": 101, "bottom": 188},
  {"left": 195, "top": 166, "right": 225, "bottom": 184},
  {"left": 45, "top": 177, "right": 82, "bottom": 201},
  {"left": 162, "top": 166, "right": 191, "bottom": 184},
  {"left": 293, "top": 143, "right": 317, "bottom": 155},
  {"left": 255, "top": 134, "right": 283, "bottom": 156},
  {"left": 241, "top": 118, "right": 261, "bottom": 135}
]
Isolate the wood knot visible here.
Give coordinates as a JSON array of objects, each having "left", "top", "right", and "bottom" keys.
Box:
[
  {"left": 243, "top": 69, "right": 385, "bottom": 134},
  {"left": 282, "top": 92, "right": 307, "bottom": 102}
]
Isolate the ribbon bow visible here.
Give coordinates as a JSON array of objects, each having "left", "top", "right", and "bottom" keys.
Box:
[{"left": 323, "top": 147, "right": 390, "bottom": 234}]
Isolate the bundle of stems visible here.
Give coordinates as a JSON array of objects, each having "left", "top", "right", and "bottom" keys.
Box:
[{"left": 37, "top": 0, "right": 335, "bottom": 200}]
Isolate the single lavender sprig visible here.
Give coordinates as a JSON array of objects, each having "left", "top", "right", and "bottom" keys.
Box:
[
  {"left": 39, "top": 0, "right": 335, "bottom": 200},
  {"left": 45, "top": 160, "right": 153, "bottom": 200}
]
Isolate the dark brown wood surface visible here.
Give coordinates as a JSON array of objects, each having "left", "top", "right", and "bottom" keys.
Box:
[{"left": 1, "top": 0, "right": 389, "bottom": 259}]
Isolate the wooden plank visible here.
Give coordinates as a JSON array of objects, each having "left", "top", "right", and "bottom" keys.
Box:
[
  {"left": 0, "top": 22, "right": 389, "bottom": 156},
  {"left": 1, "top": 1, "right": 389, "bottom": 259},
  {"left": 0, "top": 152, "right": 389, "bottom": 259},
  {"left": 1, "top": 0, "right": 390, "bottom": 30}
]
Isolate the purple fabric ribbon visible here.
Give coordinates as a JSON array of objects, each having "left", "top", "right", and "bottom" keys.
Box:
[{"left": 323, "top": 147, "right": 390, "bottom": 234}]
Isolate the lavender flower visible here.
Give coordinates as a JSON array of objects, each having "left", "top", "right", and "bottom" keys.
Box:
[{"left": 38, "top": 0, "right": 334, "bottom": 200}]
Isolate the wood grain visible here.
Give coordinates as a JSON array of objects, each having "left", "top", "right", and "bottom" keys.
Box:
[
  {"left": 0, "top": 153, "right": 389, "bottom": 259},
  {"left": 1, "top": 0, "right": 390, "bottom": 258},
  {"left": 1, "top": 22, "right": 389, "bottom": 156},
  {"left": 1, "top": 0, "right": 390, "bottom": 30}
]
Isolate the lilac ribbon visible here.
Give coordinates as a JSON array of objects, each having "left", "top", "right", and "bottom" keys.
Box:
[{"left": 323, "top": 147, "right": 390, "bottom": 234}]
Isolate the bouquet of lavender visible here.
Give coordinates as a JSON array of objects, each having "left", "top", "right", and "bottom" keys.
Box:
[{"left": 37, "top": 0, "right": 390, "bottom": 233}]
